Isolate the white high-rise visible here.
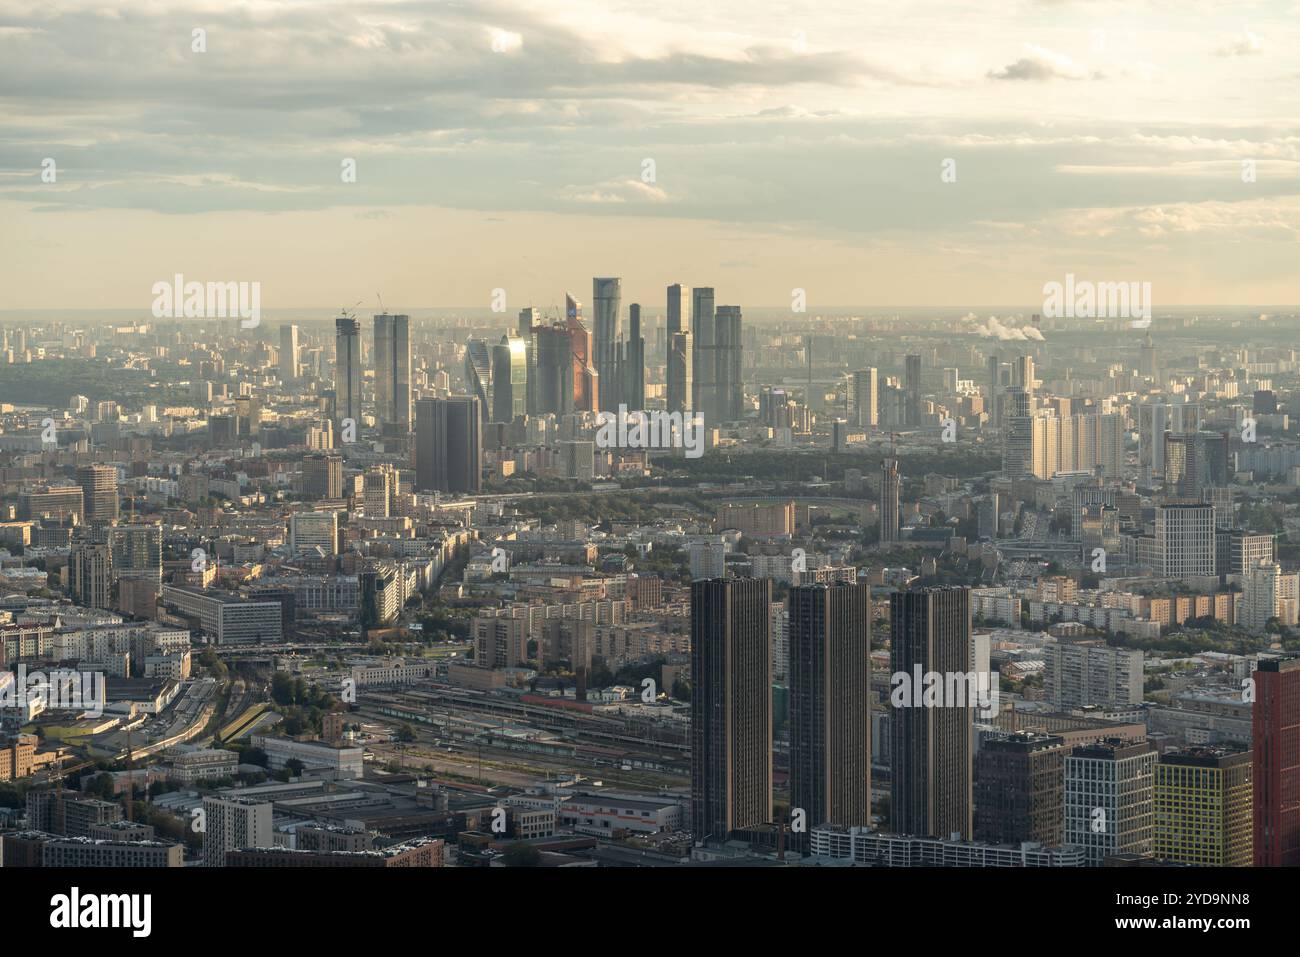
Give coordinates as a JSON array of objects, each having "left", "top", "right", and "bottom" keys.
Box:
[
  {"left": 689, "top": 540, "right": 726, "bottom": 580},
  {"left": 1065, "top": 741, "right": 1155, "bottom": 866},
  {"left": 1155, "top": 503, "right": 1216, "bottom": 581},
  {"left": 289, "top": 510, "right": 339, "bottom": 555},
  {"left": 1241, "top": 560, "right": 1300, "bottom": 632},
  {"left": 202, "top": 796, "right": 273, "bottom": 867}
]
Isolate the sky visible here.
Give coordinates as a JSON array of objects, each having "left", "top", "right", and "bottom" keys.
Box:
[{"left": 1, "top": 0, "right": 1299, "bottom": 312}]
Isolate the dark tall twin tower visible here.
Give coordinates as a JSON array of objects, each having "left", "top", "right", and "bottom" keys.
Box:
[
  {"left": 333, "top": 312, "right": 410, "bottom": 435},
  {"left": 690, "top": 578, "right": 872, "bottom": 848},
  {"left": 690, "top": 580, "right": 974, "bottom": 848}
]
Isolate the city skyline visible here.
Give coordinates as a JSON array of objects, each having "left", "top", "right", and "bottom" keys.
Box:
[{"left": 0, "top": 1, "right": 1293, "bottom": 924}]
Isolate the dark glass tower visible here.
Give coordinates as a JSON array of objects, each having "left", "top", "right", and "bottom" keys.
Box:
[
  {"left": 333, "top": 315, "right": 362, "bottom": 430},
  {"left": 890, "top": 586, "right": 973, "bottom": 840},
  {"left": 690, "top": 577, "right": 772, "bottom": 843},
  {"left": 974, "top": 732, "right": 1066, "bottom": 846},
  {"left": 415, "top": 396, "right": 482, "bottom": 494},
  {"left": 788, "top": 580, "right": 871, "bottom": 853},
  {"left": 373, "top": 313, "right": 411, "bottom": 431}
]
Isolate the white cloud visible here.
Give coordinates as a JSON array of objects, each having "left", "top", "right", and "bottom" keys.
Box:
[
  {"left": 988, "top": 45, "right": 1091, "bottom": 82},
  {"left": 1216, "top": 31, "right": 1263, "bottom": 57},
  {"left": 488, "top": 27, "right": 524, "bottom": 54},
  {"left": 556, "top": 178, "right": 669, "bottom": 204}
]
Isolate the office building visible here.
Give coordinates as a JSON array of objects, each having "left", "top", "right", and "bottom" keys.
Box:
[
  {"left": 1154, "top": 747, "right": 1252, "bottom": 867},
  {"left": 592, "top": 277, "right": 621, "bottom": 404},
  {"left": 302, "top": 453, "right": 344, "bottom": 500},
  {"left": 787, "top": 581, "right": 872, "bottom": 852},
  {"left": 362, "top": 463, "right": 398, "bottom": 518},
  {"left": 1138, "top": 400, "right": 1200, "bottom": 486},
  {"left": 691, "top": 577, "right": 772, "bottom": 842},
  {"left": 203, "top": 795, "right": 273, "bottom": 867},
  {"left": 534, "top": 309, "right": 597, "bottom": 415},
  {"left": 1165, "top": 431, "right": 1232, "bottom": 499},
  {"left": 279, "top": 323, "right": 298, "bottom": 382},
  {"left": 26, "top": 790, "right": 123, "bottom": 837},
  {"left": 666, "top": 283, "right": 690, "bottom": 339},
  {"left": 667, "top": 330, "right": 693, "bottom": 415},
  {"left": 974, "top": 732, "right": 1066, "bottom": 846},
  {"left": 1221, "top": 530, "right": 1275, "bottom": 579},
  {"left": 560, "top": 439, "right": 595, "bottom": 480},
  {"left": 623, "top": 302, "right": 645, "bottom": 410},
  {"left": 464, "top": 336, "right": 492, "bottom": 425},
  {"left": 986, "top": 353, "right": 1001, "bottom": 428},
  {"left": 1002, "top": 413, "right": 1044, "bottom": 479},
  {"left": 415, "top": 396, "right": 482, "bottom": 494},
  {"left": 904, "top": 353, "right": 922, "bottom": 426},
  {"left": 69, "top": 541, "right": 113, "bottom": 610},
  {"left": 715, "top": 305, "right": 743, "bottom": 422},
  {"left": 334, "top": 315, "right": 362, "bottom": 429},
  {"left": 1139, "top": 330, "right": 1157, "bottom": 379},
  {"left": 889, "top": 586, "right": 973, "bottom": 840},
  {"left": 850, "top": 368, "right": 878, "bottom": 428},
  {"left": 1156, "top": 503, "right": 1216, "bottom": 580},
  {"left": 19, "top": 484, "right": 84, "bottom": 523},
  {"left": 879, "top": 457, "right": 900, "bottom": 543},
  {"left": 289, "top": 510, "right": 339, "bottom": 555},
  {"left": 1065, "top": 739, "right": 1156, "bottom": 866},
  {"left": 1013, "top": 354, "right": 1034, "bottom": 393},
  {"left": 491, "top": 333, "right": 528, "bottom": 423},
  {"left": 161, "top": 586, "right": 283, "bottom": 644},
  {"left": 373, "top": 313, "right": 411, "bottom": 430},
  {"left": 665, "top": 284, "right": 692, "bottom": 413},
  {"left": 1254, "top": 655, "right": 1300, "bottom": 866},
  {"left": 518, "top": 307, "right": 541, "bottom": 413},
  {"left": 111, "top": 524, "right": 163, "bottom": 584},
  {"left": 691, "top": 287, "right": 716, "bottom": 422},
  {"left": 77, "top": 464, "right": 119, "bottom": 525},
  {"left": 208, "top": 413, "right": 237, "bottom": 448}
]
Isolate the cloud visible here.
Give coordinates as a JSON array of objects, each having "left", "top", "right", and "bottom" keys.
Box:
[
  {"left": 1216, "top": 31, "right": 1263, "bottom": 57},
  {"left": 487, "top": 27, "right": 524, "bottom": 54},
  {"left": 988, "top": 45, "right": 1091, "bottom": 81},
  {"left": 556, "top": 178, "right": 669, "bottom": 204}
]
